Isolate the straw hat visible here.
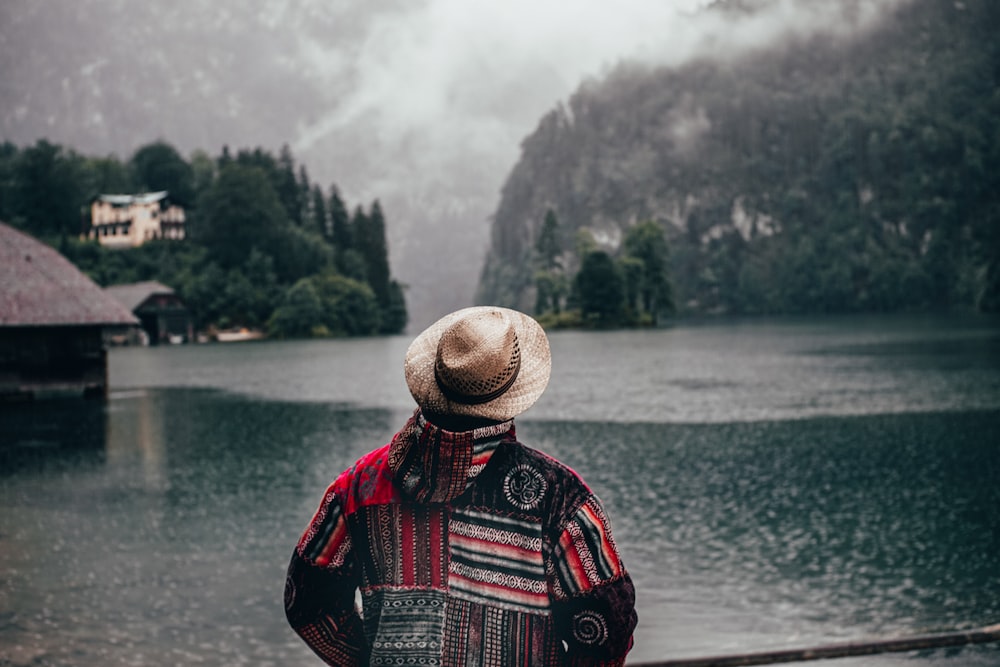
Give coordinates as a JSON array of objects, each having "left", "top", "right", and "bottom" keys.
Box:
[{"left": 404, "top": 306, "right": 551, "bottom": 421}]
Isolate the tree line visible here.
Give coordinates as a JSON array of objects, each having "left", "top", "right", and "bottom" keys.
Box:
[{"left": 0, "top": 139, "right": 407, "bottom": 337}]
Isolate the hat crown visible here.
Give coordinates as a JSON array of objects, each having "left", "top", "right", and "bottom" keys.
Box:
[{"left": 434, "top": 311, "right": 521, "bottom": 405}]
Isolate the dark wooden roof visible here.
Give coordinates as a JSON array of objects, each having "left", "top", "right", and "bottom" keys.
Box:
[
  {"left": 105, "top": 281, "right": 180, "bottom": 312},
  {"left": 0, "top": 221, "right": 139, "bottom": 327}
]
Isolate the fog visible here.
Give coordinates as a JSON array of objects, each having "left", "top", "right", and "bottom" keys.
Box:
[{"left": 0, "top": 0, "right": 908, "bottom": 329}]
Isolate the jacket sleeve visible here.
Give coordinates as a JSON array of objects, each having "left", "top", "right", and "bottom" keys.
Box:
[
  {"left": 548, "top": 494, "right": 637, "bottom": 667},
  {"left": 285, "top": 485, "right": 369, "bottom": 666}
]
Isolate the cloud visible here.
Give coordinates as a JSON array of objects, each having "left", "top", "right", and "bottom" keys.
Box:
[{"left": 291, "top": 0, "right": 905, "bottom": 203}]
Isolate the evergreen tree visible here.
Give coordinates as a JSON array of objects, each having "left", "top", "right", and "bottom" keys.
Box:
[
  {"left": 276, "top": 144, "right": 302, "bottom": 226},
  {"left": 575, "top": 250, "right": 625, "bottom": 326},
  {"left": 297, "top": 165, "right": 312, "bottom": 228},
  {"left": 363, "top": 200, "right": 392, "bottom": 307},
  {"left": 381, "top": 280, "right": 409, "bottom": 334},
  {"left": 533, "top": 208, "right": 567, "bottom": 315},
  {"left": 193, "top": 162, "right": 289, "bottom": 271},
  {"left": 310, "top": 184, "right": 328, "bottom": 239},
  {"left": 329, "top": 185, "right": 353, "bottom": 267},
  {"left": 7, "top": 140, "right": 85, "bottom": 238},
  {"left": 268, "top": 278, "right": 326, "bottom": 338},
  {"left": 623, "top": 220, "right": 674, "bottom": 322},
  {"left": 82, "top": 155, "right": 132, "bottom": 196},
  {"left": 129, "top": 141, "right": 195, "bottom": 205}
]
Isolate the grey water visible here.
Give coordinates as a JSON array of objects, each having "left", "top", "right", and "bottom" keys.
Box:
[{"left": 1, "top": 314, "right": 999, "bottom": 666}]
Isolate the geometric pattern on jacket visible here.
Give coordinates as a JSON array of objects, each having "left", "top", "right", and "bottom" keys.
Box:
[{"left": 285, "top": 409, "right": 637, "bottom": 666}]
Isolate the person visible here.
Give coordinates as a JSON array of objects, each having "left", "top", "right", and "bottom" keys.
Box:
[{"left": 285, "top": 306, "right": 637, "bottom": 666}]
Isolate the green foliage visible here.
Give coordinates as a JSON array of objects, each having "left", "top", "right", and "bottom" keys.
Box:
[
  {"left": 623, "top": 220, "right": 674, "bottom": 323},
  {"left": 574, "top": 250, "right": 626, "bottom": 326},
  {"left": 130, "top": 141, "right": 195, "bottom": 205},
  {"left": 193, "top": 162, "right": 290, "bottom": 270},
  {"left": 528, "top": 211, "right": 675, "bottom": 328},
  {"left": 381, "top": 280, "right": 409, "bottom": 335},
  {"left": 329, "top": 186, "right": 352, "bottom": 254},
  {"left": 534, "top": 310, "right": 583, "bottom": 330},
  {"left": 1, "top": 140, "right": 408, "bottom": 337},
  {"left": 310, "top": 272, "right": 381, "bottom": 336},
  {"left": 2, "top": 140, "right": 86, "bottom": 238},
  {"left": 360, "top": 200, "right": 391, "bottom": 306},
  {"left": 268, "top": 279, "right": 325, "bottom": 338}
]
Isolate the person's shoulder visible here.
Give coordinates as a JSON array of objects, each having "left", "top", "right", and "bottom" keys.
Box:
[
  {"left": 505, "top": 441, "right": 587, "bottom": 486},
  {"left": 493, "top": 440, "right": 594, "bottom": 516},
  {"left": 330, "top": 443, "right": 397, "bottom": 513}
]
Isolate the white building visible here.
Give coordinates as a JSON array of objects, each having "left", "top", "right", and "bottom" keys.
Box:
[{"left": 88, "top": 191, "right": 186, "bottom": 248}]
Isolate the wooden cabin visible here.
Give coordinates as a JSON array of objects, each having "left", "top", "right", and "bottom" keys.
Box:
[
  {"left": 105, "top": 281, "right": 193, "bottom": 345},
  {"left": 0, "top": 222, "right": 138, "bottom": 400}
]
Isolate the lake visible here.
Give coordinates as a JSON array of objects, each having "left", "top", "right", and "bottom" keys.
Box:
[{"left": 2, "top": 314, "right": 999, "bottom": 666}]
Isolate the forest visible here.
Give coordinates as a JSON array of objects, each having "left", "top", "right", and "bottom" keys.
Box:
[
  {"left": 0, "top": 140, "right": 407, "bottom": 337},
  {"left": 478, "top": 0, "right": 1000, "bottom": 319}
]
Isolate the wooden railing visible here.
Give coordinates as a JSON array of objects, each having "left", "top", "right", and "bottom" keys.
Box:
[{"left": 631, "top": 622, "right": 1000, "bottom": 666}]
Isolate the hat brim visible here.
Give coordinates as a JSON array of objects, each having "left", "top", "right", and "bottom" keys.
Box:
[{"left": 404, "top": 306, "right": 551, "bottom": 421}]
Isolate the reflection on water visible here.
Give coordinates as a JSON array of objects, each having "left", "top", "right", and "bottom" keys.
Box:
[
  {"left": 2, "top": 315, "right": 999, "bottom": 666},
  {"left": 1, "top": 391, "right": 400, "bottom": 667}
]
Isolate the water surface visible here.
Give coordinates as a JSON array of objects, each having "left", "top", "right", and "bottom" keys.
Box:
[{"left": 2, "top": 314, "right": 999, "bottom": 665}]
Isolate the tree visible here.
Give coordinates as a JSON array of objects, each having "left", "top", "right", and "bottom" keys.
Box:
[
  {"left": 381, "top": 280, "right": 409, "bottom": 334},
  {"left": 329, "top": 185, "right": 352, "bottom": 251},
  {"left": 82, "top": 155, "right": 132, "bottom": 196},
  {"left": 129, "top": 141, "right": 194, "bottom": 205},
  {"left": 575, "top": 250, "right": 625, "bottom": 326},
  {"left": 533, "top": 209, "right": 567, "bottom": 315},
  {"left": 190, "top": 150, "right": 217, "bottom": 201},
  {"left": 623, "top": 220, "right": 674, "bottom": 323},
  {"left": 310, "top": 184, "right": 328, "bottom": 238},
  {"left": 268, "top": 278, "right": 326, "bottom": 338},
  {"left": 8, "top": 140, "right": 86, "bottom": 237},
  {"left": 193, "top": 163, "right": 290, "bottom": 271},
  {"left": 361, "top": 200, "right": 392, "bottom": 306},
  {"left": 311, "top": 272, "right": 381, "bottom": 336},
  {"left": 276, "top": 144, "right": 302, "bottom": 226}
]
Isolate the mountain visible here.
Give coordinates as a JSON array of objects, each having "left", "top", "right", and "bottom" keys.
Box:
[
  {"left": 477, "top": 0, "right": 1000, "bottom": 315},
  {"left": 0, "top": 0, "right": 498, "bottom": 329}
]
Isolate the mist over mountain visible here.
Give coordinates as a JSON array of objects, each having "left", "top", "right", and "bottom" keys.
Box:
[
  {"left": 479, "top": 0, "right": 1000, "bottom": 315},
  {"left": 1, "top": 0, "right": 917, "bottom": 329}
]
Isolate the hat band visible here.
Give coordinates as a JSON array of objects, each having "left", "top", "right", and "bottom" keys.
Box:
[{"left": 434, "top": 355, "right": 521, "bottom": 405}]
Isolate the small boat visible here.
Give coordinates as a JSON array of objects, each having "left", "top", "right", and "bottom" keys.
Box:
[{"left": 215, "top": 328, "right": 264, "bottom": 343}]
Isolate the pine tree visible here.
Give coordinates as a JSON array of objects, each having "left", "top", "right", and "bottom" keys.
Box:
[
  {"left": 330, "top": 185, "right": 352, "bottom": 250},
  {"left": 363, "top": 200, "right": 391, "bottom": 307},
  {"left": 311, "top": 184, "right": 328, "bottom": 239},
  {"left": 276, "top": 144, "right": 301, "bottom": 226}
]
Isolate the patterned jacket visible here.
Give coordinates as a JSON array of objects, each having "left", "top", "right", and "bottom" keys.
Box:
[{"left": 285, "top": 409, "right": 637, "bottom": 666}]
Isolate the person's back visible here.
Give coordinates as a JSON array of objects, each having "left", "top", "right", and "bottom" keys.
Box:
[{"left": 285, "top": 307, "right": 637, "bottom": 665}]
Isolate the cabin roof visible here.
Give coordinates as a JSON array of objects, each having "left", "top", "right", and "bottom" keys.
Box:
[
  {"left": 0, "top": 221, "right": 139, "bottom": 327},
  {"left": 96, "top": 191, "right": 169, "bottom": 206},
  {"left": 104, "top": 281, "right": 179, "bottom": 312}
]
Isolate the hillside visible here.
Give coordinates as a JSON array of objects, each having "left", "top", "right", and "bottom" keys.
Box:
[{"left": 477, "top": 0, "right": 1000, "bottom": 316}]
